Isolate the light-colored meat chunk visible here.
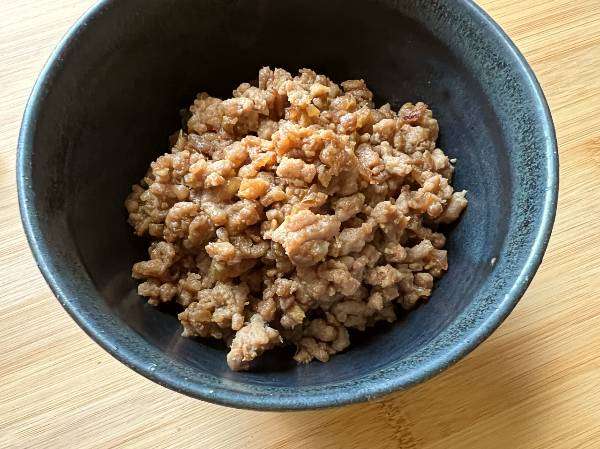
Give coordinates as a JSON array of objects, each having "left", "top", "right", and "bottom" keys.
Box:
[
  {"left": 271, "top": 209, "right": 341, "bottom": 266},
  {"left": 227, "top": 314, "right": 282, "bottom": 371}
]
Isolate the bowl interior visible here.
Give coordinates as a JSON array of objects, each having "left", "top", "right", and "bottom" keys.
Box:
[{"left": 20, "top": 0, "right": 555, "bottom": 408}]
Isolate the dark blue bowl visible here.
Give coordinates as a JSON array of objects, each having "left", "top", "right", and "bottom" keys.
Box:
[{"left": 17, "top": 0, "right": 558, "bottom": 410}]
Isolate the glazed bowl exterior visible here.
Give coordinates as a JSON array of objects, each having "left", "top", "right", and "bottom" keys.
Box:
[{"left": 17, "top": 0, "right": 558, "bottom": 410}]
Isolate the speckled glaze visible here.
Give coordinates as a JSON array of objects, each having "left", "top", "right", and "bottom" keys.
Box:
[{"left": 17, "top": 0, "right": 558, "bottom": 410}]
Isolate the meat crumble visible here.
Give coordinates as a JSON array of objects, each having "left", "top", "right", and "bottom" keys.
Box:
[{"left": 125, "top": 67, "right": 467, "bottom": 371}]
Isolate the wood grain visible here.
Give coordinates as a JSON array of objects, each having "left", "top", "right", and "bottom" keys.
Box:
[{"left": 1, "top": 1, "right": 600, "bottom": 448}]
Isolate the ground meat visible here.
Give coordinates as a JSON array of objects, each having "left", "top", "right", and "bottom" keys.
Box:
[
  {"left": 438, "top": 190, "right": 468, "bottom": 224},
  {"left": 227, "top": 314, "right": 282, "bottom": 371},
  {"left": 132, "top": 241, "right": 178, "bottom": 280},
  {"left": 294, "top": 317, "right": 351, "bottom": 364},
  {"left": 178, "top": 281, "right": 249, "bottom": 338},
  {"left": 126, "top": 67, "right": 467, "bottom": 370},
  {"left": 271, "top": 209, "right": 341, "bottom": 267}
]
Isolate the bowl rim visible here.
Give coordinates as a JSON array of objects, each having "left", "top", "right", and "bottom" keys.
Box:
[{"left": 17, "top": 0, "right": 558, "bottom": 410}]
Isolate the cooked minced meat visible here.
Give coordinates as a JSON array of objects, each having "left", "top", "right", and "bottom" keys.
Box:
[{"left": 125, "top": 67, "right": 467, "bottom": 371}]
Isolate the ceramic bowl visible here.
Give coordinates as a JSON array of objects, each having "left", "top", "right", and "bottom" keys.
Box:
[{"left": 17, "top": 0, "right": 558, "bottom": 410}]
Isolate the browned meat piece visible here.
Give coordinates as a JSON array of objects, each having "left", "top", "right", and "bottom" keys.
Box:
[
  {"left": 438, "top": 190, "right": 469, "bottom": 224},
  {"left": 293, "top": 317, "right": 350, "bottom": 363},
  {"left": 271, "top": 210, "right": 341, "bottom": 267},
  {"left": 227, "top": 314, "right": 282, "bottom": 371},
  {"left": 178, "top": 282, "right": 249, "bottom": 338}
]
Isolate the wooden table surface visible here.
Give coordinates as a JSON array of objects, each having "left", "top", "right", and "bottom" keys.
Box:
[{"left": 2, "top": 1, "right": 600, "bottom": 448}]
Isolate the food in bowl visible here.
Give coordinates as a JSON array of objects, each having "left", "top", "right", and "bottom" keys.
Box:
[{"left": 125, "top": 67, "right": 467, "bottom": 371}]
